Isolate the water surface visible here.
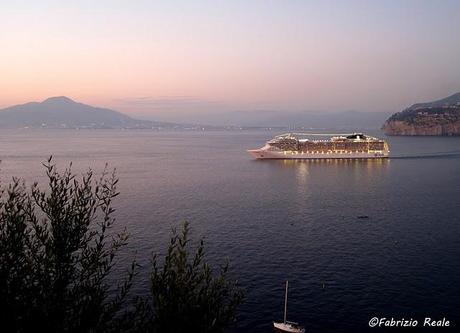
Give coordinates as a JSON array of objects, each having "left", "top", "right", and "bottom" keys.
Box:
[{"left": 0, "top": 129, "right": 459, "bottom": 332}]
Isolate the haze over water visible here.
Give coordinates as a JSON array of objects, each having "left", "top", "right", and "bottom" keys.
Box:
[{"left": 0, "top": 129, "right": 459, "bottom": 332}]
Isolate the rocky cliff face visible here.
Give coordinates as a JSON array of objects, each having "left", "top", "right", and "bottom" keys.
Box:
[
  {"left": 383, "top": 93, "right": 460, "bottom": 136},
  {"left": 383, "top": 118, "right": 460, "bottom": 136}
]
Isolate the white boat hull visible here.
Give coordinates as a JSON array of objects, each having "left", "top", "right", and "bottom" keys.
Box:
[
  {"left": 248, "top": 149, "right": 388, "bottom": 159},
  {"left": 273, "top": 322, "right": 306, "bottom": 333}
]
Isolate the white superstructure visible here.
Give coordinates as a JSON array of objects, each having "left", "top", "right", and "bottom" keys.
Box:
[{"left": 248, "top": 133, "right": 389, "bottom": 159}]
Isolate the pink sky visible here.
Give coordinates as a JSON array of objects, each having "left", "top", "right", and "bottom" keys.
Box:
[{"left": 1, "top": 1, "right": 460, "bottom": 118}]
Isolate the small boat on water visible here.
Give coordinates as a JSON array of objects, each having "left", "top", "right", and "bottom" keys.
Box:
[{"left": 273, "top": 281, "right": 305, "bottom": 333}]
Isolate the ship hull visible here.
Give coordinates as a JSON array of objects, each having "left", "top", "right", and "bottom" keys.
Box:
[{"left": 247, "top": 149, "right": 388, "bottom": 159}]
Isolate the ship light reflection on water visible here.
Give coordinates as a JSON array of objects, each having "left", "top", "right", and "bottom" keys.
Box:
[
  {"left": 280, "top": 158, "right": 389, "bottom": 168},
  {"left": 295, "top": 162, "right": 309, "bottom": 186},
  {"left": 278, "top": 159, "right": 390, "bottom": 182}
]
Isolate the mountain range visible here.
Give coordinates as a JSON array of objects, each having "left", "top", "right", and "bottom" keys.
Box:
[
  {"left": 0, "top": 96, "right": 180, "bottom": 129},
  {"left": 239, "top": 110, "right": 392, "bottom": 129},
  {"left": 0, "top": 97, "right": 394, "bottom": 130},
  {"left": 134, "top": 109, "right": 392, "bottom": 129}
]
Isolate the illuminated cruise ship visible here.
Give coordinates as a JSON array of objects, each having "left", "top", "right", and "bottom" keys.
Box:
[{"left": 247, "top": 133, "right": 389, "bottom": 159}]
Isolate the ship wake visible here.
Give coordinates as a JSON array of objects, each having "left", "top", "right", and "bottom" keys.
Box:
[{"left": 391, "top": 150, "right": 460, "bottom": 159}]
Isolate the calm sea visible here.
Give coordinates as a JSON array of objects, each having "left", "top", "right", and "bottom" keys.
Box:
[{"left": 1, "top": 129, "right": 459, "bottom": 332}]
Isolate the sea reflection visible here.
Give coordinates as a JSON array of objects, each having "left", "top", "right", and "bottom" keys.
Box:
[
  {"left": 259, "top": 158, "right": 390, "bottom": 180},
  {"left": 294, "top": 161, "right": 309, "bottom": 186},
  {"left": 277, "top": 158, "right": 389, "bottom": 170},
  {"left": 277, "top": 158, "right": 389, "bottom": 188},
  {"left": 259, "top": 158, "right": 391, "bottom": 216}
]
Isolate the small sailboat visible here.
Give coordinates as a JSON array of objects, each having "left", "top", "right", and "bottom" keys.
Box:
[{"left": 273, "top": 280, "right": 305, "bottom": 333}]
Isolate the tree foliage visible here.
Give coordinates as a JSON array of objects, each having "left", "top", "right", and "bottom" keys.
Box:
[
  {"left": 133, "top": 222, "right": 244, "bottom": 333},
  {"left": 0, "top": 158, "right": 244, "bottom": 332},
  {"left": 0, "top": 158, "right": 134, "bottom": 332}
]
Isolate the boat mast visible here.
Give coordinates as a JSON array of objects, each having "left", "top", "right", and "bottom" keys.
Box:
[{"left": 284, "top": 280, "right": 288, "bottom": 324}]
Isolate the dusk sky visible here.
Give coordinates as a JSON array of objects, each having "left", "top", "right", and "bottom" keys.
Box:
[{"left": 2, "top": 0, "right": 460, "bottom": 120}]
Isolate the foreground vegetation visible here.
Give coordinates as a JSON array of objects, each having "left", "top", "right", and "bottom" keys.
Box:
[{"left": 0, "top": 158, "right": 243, "bottom": 332}]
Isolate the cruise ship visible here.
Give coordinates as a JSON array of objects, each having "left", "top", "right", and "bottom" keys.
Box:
[{"left": 248, "top": 133, "right": 389, "bottom": 159}]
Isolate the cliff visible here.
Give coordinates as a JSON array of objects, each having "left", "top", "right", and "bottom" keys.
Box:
[{"left": 383, "top": 93, "right": 460, "bottom": 136}]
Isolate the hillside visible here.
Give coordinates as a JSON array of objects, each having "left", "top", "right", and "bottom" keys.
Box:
[
  {"left": 382, "top": 93, "right": 460, "bottom": 136},
  {"left": 0, "top": 97, "right": 179, "bottom": 129},
  {"left": 406, "top": 92, "right": 460, "bottom": 110}
]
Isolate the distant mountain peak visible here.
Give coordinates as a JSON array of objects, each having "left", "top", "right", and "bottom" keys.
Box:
[
  {"left": 0, "top": 96, "right": 178, "bottom": 129},
  {"left": 42, "top": 96, "right": 76, "bottom": 104},
  {"left": 445, "top": 92, "right": 460, "bottom": 100},
  {"left": 408, "top": 91, "right": 460, "bottom": 110}
]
